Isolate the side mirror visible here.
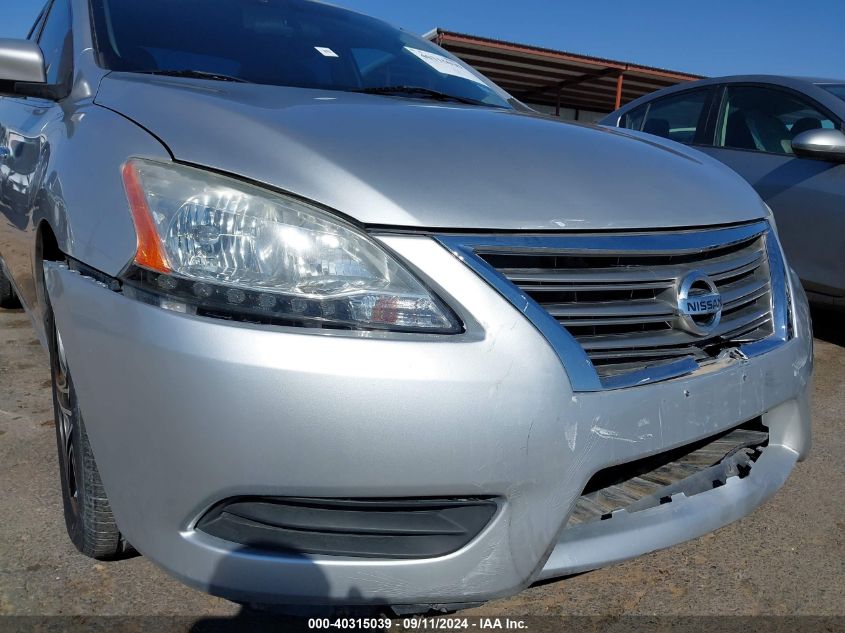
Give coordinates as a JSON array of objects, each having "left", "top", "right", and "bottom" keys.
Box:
[
  {"left": 791, "top": 128, "right": 845, "bottom": 163},
  {"left": 0, "top": 38, "right": 46, "bottom": 85}
]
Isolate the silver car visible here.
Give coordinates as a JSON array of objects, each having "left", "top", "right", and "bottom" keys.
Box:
[
  {"left": 0, "top": 0, "right": 812, "bottom": 611},
  {"left": 600, "top": 75, "right": 845, "bottom": 310}
]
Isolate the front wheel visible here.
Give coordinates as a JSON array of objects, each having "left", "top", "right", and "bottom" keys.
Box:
[{"left": 47, "top": 290, "right": 133, "bottom": 559}]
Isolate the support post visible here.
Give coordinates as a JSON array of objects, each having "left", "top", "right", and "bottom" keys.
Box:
[{"left": 615, "top": 72, "right": 625, "bottom": 110}]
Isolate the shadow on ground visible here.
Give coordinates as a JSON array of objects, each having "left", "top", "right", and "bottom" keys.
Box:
[
  {"left": 810, "top": 306, "right": 844, "bottom": 347},
  {"left": 188, "top": 548, "right": 397, "bottom": 632}
]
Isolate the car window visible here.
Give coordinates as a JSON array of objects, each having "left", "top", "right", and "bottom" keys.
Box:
[
  {"left": 27, "top": 1, "right": 50, "bottom": 40},
  {"left": 619, "top": 104, "right": 646, "bottom": 131},
  {"left": 716, "top": 85, "right": 837, "bottom": 155},
  {"left": 88, "top": 0, "right": 513, "bottom": 109},
  {"left": 38, "top": 0, "right": 73, "bottom": 86},
  {"left": 820, "top": 84, "right": 845, "bottom": 103},
  {"left": 636, "top": 89, "right": 710, "bottom": 143}
]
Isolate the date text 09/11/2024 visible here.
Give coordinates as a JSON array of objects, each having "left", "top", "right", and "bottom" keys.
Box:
[{"left": 307, "top": 617, "right": 529, "bottom": 630}]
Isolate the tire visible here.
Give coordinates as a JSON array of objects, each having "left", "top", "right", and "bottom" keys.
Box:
[
  {"left": 46, "top": 287, "right": 133, "bottom": 559},
  {"left": 0, "top": 267, "right": 21, "bottom": 309}
]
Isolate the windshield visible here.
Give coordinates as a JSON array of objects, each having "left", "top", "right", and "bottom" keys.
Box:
[
  {"left": 89, "top": 0, "right": 513, "bottom": 108},
  {"left": 820, "top": 84, "right": 845, "bottom": 104}
]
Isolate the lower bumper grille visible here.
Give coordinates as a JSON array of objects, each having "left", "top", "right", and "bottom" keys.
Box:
[
  {"left": 196, "top": 497, "right": 498, "bottom": 559},
  {"left": 566, "top": 419, "right": 768, "bottom": 528}
]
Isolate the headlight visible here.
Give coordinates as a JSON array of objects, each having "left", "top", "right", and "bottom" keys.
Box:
[{"left": 121, "top": 159, "right": 461, "bottom": 333}]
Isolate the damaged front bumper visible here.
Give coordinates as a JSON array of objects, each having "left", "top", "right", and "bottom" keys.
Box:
[
  {"left": 540, "top": 406, "right": 805, "bottom": 578},
  {"left": 43, "top": 234, "right": 812, "bottom": 606}
]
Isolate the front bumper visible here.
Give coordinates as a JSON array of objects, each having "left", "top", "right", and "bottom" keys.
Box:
[{"left": 45, "top": 235, "right": 812, "bottom": 606}]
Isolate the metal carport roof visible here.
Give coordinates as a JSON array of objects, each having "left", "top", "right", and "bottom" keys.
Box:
[{"left": 426, "top": 29, "right": 703, "bottom": 114}]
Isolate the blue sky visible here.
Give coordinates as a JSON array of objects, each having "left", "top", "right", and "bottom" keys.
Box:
[{"left": 3, "top": 0, "right": 843, "bottom": 78}]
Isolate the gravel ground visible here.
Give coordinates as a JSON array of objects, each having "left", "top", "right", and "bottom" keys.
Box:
[{"left": 0, "top": 305, "right": 842, "bottom": 627}]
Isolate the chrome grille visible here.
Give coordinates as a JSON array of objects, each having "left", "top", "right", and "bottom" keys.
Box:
[
  {"left": 437, "top": 221, "right": 789, "bottom": 391},
  {"left": 483, "top": 234, "right": 773, "bottom": 376}
]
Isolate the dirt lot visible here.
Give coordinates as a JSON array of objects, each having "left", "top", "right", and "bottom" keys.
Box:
[{"left": 0, "top": 305, "right": 843, "bottom": 625}]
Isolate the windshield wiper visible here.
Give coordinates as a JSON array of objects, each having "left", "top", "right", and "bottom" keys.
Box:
[
  {"left": 132, "top": 69, "right": 250, "bottom": 83},
  {"left": 352, "top": 85, "right": 491, "bottom": 106}
]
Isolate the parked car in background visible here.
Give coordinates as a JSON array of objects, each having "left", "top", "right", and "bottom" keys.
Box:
[
  {"left": 1, "top": 0, "right": 813, "bottom": 612},
  {"left": 601, "top": 75, "right": 845, "bottom": 309}
]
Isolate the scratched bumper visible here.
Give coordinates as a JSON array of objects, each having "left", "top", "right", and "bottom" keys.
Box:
[{"left": 44, "top": 236, "right": 812, "bottom": 606}]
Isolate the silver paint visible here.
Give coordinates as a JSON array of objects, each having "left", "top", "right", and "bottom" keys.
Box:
[
  {"left": 791, "top": 127, "right": 845, "bottom": 160},
  {"left": 0, "top": 39, "right": 47, "bottom": 84},
  {"left": 43, "top": 239, "right": 812, "bottom": 605},
  {"left": 92, "top": 73, "right": 771, "bottom": 232},
  {"left": 1, "top": 0, "right": 814, "bottom": 607}
]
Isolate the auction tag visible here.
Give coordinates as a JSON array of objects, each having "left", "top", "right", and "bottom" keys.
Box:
[
  {"left": 404, "top": 46, "right": 485, "bottom": 84},
  {"left": 315, "top": 46, "right": 339, "bottom": 58}
]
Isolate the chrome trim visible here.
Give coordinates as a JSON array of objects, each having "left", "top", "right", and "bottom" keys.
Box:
[
  {"left": 437, "top": 237, "right": 603, "bottom": 392},
  {"left": 765, "top": 231, "right": 789, "bottom": 342},
  {"left": 463, "top": 222, "right": 768, "bottom": 256},
  {"left": 743, "top": 230, "right": 790, "bottom": 357},
  {"left": 436, "top": 221, "right": 789, "bottom": 392},
  {"left": 600, "top": 356, "right": 700, "bottom": 391}
]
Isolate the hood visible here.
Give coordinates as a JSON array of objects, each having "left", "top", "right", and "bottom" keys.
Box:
[{"left": 95, "top": 74, "right": 768, "bottom": 231}]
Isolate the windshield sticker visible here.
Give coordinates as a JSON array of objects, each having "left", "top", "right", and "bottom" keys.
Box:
[
  {"left": 404, "top": 47, "right": 485, "bottom": 84},
  {"left": 315, "top": 47, "right": 339, "bottom": 58}
]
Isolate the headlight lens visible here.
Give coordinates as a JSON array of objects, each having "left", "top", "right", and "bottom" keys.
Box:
[{"left": 121, "top": 159, "right": 461, "bottom": 333}]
